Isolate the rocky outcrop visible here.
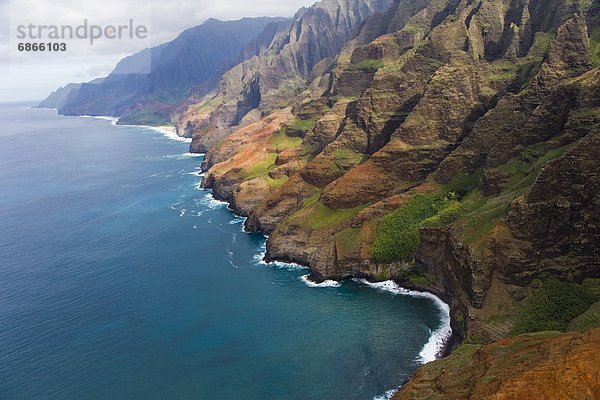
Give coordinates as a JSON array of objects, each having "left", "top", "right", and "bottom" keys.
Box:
[
  {"left": 503, "top": 127, "right": 600, "bottom": 282},
  {"left": 159, "top": 0, "right": 600, "bottom": 395},
  {"left": 200, "top": 0, "right": 599, "bottom": 346},
  {"left": 202, "top": 108, "right": 296, "bottom": 215},
  {"left": 393, "top": 328, "right": 600, "bottom": 399},
  {"left": 421, "top": 41, "right": 598, "bottom": 343},
  {"left": 182, "top": 0, "right": 397, "bottom": 152}
]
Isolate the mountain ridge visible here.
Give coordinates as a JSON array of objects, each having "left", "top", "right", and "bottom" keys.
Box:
[
  {"left": 39, "top": 0, "right": 600, "bottom": 397},
  {"left": 178, "top": 0, "right": 395, "bottom": 153},
  {"left": 194, "top": 0, "right": 599, "bottom": 395},
  {"left": 41, "top": 16, "right": 287, "bottom": 124}
]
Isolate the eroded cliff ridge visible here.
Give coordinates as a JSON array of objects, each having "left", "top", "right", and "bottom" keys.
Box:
[
  {"left": 179, "top": 0, "right": 395, "bottom": 152},
  {"left": 171, "top": 0, "right": 600, "bottom": 398},
  {"left": 43, "top": 17, "right": 285, "bottom": 124},
  {"left": 189, "top": 0, "right": 600, "bottom": 393},
  {"left": 198, "top": 0, "right": 599, "bottom": 333}
]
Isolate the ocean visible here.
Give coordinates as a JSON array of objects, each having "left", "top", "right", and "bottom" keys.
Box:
[{"left": 0, "top": 103, "right": 449, "bottom": 400}]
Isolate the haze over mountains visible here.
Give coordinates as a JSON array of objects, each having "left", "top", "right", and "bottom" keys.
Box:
[
  {"left": 41, "top": 0, "right": 600, "bottom": 397},
  {"left": 41, "top": 17, "right": 287, "bottom": 124}
]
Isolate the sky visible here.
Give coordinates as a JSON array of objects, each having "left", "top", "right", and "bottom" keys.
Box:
[{"left": 0, "top": 0, "right": 311, "bottom": 102}]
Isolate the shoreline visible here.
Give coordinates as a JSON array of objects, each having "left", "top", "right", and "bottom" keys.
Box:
[
  {"left": 171, "top": 190, "right": 454, "bottom": 400},
  {"left": 202, "top": 187, "right": 455, "bottom": 361},
  {"left": 45, "top": 109, "right": 192, "bottom": 144},
  {"left": 71, "top": 111, "right": 457, "bottom": 398},
  {"left": 125, "top": 124, "right": 191, "bottom": 143}
]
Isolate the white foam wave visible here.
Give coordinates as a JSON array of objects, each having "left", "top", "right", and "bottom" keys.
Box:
[
  {"left": 80, "top": 115, "right": 118, "bottom": 125},
  {"left": 274, "top": 262, "right": 309, "bottom": 271},
  {"left": 373, "top": 388, "right": 400, "bottom": 400},
  {"left": 353, "top": 279, "right": 451, "bottom": 364},
  {"left": 77, "top": 116, "right": 192, "bottom": 146},
  {"left": 164, "top": 153, "right": 203, "bottom": 160},
  {"left": 198, "top": 193, "right": 228, "bottom": 210},
  {"left": 229, "top": 216, "right": 247, "bottom": 225},
  {"left": 300, "top": 274, "right": 341, "bottom": 288},
  {"left": 137, "top": 125, "right": 192, "bottom": 143},
  {"left": 253, "top": 242, "right": 268, "bottom": 265},
  {"left": 253, "top": 241, "right": 308, "bottom": 271}
]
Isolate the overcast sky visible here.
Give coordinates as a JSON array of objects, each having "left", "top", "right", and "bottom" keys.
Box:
[{"left": 0, "top": 0, "right": 311, "bottom": 102}]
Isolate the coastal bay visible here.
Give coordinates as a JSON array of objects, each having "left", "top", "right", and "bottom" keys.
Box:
[{"left": 0, "top": 104, "right": 447, "bottom": 400}]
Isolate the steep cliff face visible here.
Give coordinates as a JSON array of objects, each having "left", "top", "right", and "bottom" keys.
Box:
[
  {"left": 180, "top": 0, "right": 395, "bottom": 153},
  {"left": 415, "top": 18, "right": 600, "bottom": 342},
  {"left": 45, "top": 17, "right": 282, "bottom": 124},
  {"left": 35, "top": 0, "right": 600, "bottom": 396},
  {"left": 201, "top": 0, "right": 600, "bottom": 348},
  {"left": 393, "top": 328, "right": 600, "bottom": 399}
]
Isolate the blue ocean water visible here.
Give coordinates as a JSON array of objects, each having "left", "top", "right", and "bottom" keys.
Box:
[{"left": 0, "top": 103, "right": 447, "bottom": 400}]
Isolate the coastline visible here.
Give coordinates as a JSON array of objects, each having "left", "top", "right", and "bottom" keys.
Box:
[
  {"left": 67, "top": 111, "right": 455, "bottom": 399},
  {"left": 91, "top": 116, "right": 190, "bottom": 144},
  {"left": 126, "top": 124, "right": 191, "bottom": 143},
  {"left": 42, "top": 109, "right": 190, "bottom": 144},
  {"left": 47, "top": 112, "right": 454, "bottom": 396},
  {"left": 204, "top": 190, "right": 456, "bottom": 400},
  {"left": 87, "top": 113, "right": 455, "bottom": 391}
]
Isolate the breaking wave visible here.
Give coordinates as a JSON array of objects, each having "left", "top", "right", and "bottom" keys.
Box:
[
  {"left": 299, "top": 274, "right": 341, "bottom": 288},
  {"left": 353, "top": 279, "right": 451, "bottom": 364}
]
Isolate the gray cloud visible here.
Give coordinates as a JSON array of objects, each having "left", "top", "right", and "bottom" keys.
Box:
[{"left": 0, "top": 0, "right": 310, "bottom": 101}]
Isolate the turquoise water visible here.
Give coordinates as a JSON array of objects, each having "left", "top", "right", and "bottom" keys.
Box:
[{"left": 0, "top": 103, "right": 447, "bottom": 399}]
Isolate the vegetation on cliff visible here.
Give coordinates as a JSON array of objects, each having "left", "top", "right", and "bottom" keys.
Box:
[
  {"left": 511, "top": 278, "right": 596, "bottom": 334},
  {"left": 193, "top": 0, "right": 599, "bottom": 395},
  {"left": 393, "top": 328, "right": 600, "bottom": 399},
  {"left": 371, "top": 193, "right": 459, "bottom": 263},
  {"left": 42, "top": 0, "right": 600, "bottom": 396}
]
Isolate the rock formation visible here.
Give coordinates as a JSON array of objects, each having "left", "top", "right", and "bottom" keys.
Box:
[
  {"left": 197, "top": 0, "right": 600, "bottom": 395},
  {"left": 41, "top": 0, "right": 600, "bottom": 396},
  {"left": 41, "top": 17, "right": 284, "bottom": 124}
]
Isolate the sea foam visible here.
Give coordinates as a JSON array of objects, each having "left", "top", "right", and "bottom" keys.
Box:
[
  {"left": 80, "top": 115, "right": 193, "bottom": 143},
  {"left": 137, "top": 125, "right": 192, "bottom": 143},
  {"left": 80, "top": 115, "right": 118, "bottom": 125},
  {"left": 300, "top": 274, "right": 341, "bottom": 288},
  {"left": 164, "top": 152, "right": 203, "bottom": 160},
  {"left": 253, "top": 241, "right": 308, "bottom": 271},
  {"left": 372, "top": 388, "right": 400, "bottom": 400},
  {"left": 353, "top": 278, "right": 451, "bottom": 364},
  {"left": 200, "top": 192, "right": 229, "bottom": 210}
]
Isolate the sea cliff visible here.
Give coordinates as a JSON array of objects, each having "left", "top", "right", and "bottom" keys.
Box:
[
  {"left": 41, "top": 0, "right": 600, "bottom": 396},
  {"left": 189, "top": 0, "right": 599, "bottom": 395}
]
